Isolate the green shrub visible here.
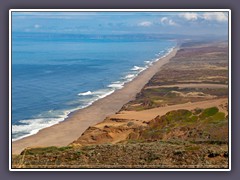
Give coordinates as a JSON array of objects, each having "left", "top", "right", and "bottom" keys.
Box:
[
  {"left": 58, "top": 146, "right": 72, "bottom": 151},
  {"left": 200, "top": 107, "right": 219, "bottom": 118},
  {"left": 22, "top": 146, "right": 73, "bottom": 155},
  {"left": 75, "top": 150, "right": 82, "bottom": 156},
  {"left": 23, "top": 146, "right": 59, "bottom": 155},
  {"left": 205, "top": 112, "right": 226, "bottom": 124}
]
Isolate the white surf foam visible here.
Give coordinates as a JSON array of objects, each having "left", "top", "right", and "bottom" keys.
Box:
[
  {"left": 12, "top": 117, "right": 66, "bottom": 141},
  {"left": 131, "top": 65, "right": 145, "bottom": 71},
  {"left": 124, "top": 74, "right": 136, "bottom": 80},
  {"left": 107, "top": 82, "right": 124, "bottom": 89},
  {"left": 94, "top": 89, "right": 115, "bottom": 99},
  {"left": 144, "top": 60, "right": 153, "bottom": 66},
  {"left": 78, "top": 91, "right": 92, "bottom": 96},
  {"left": 12, "top": 108, "right": 76, "bottom": 141}
]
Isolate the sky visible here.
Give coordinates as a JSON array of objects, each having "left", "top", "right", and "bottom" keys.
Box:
[{"left": 12, "top": 11, "right": 229, "bottom": 36}]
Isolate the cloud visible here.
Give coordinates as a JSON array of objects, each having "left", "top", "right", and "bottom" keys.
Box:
[
  {"left": 179, "top": 12, "right": 228, "bottom": 22},
  {"left": 202, "top": 12, "right": 228, "bottom": 22},
  {"left": 138, "top": 21, "right": 152, "bottom": 27},
  {"left": 160, "top": 17, "right": 177, "bottom": 26},
  {"left": 179, "top": 12, "right": 198, "bottom": 21}
]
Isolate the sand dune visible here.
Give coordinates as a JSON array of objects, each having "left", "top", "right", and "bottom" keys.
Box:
[{"left": 111, "top": 98, "right": 228, "bottom": 122}]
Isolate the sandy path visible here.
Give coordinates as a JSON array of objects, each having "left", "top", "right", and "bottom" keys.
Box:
[
  {"left": 111, "top": 98, "right": 228, "bottom": 121},
  {"left": 145, "top": 83, "right": 228, "bottom": 90},
  {"left": 12, "top": 47, "right": 179, "bottom": 155}
]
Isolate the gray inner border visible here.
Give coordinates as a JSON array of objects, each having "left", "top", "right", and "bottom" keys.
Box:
[
  {"left": 0, "top": 0, "right": 239, "bottom": 179},
  {"left": 9, "top": 9, "right": 231, "bottom": 171}
]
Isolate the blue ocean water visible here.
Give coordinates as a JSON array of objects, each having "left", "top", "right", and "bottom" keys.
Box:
[{"left": 12, "top": 32, "right": 176, "bottom": 140}]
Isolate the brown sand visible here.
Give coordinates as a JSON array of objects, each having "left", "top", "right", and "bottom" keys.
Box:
[
  {"left": 12, "top": 47, "right": 179, "bottom": 155},
  {"left": 111, "top": 98, "right": 228, "bottom": 122}
]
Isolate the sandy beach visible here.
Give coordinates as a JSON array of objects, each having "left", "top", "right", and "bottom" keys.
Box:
[{"left": 12, "top": 47, "right": 179, "bottom": 154}]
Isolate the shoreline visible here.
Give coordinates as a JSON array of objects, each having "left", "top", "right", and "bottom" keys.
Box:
[
  {"left": 12, "top": 46, "right": 175, "bottom": 142},
  {"left": 12, "top": 46, "right": 179, "bottom": 155}
]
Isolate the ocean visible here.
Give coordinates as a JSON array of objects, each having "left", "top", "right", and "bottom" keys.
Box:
[{"left": 12, "top": 32, "right": 176, "bottom": 141}]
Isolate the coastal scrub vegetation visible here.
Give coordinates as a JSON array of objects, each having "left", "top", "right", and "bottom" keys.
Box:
[{"left": 12, "top": 106, "right": 228, "bottom": 169}]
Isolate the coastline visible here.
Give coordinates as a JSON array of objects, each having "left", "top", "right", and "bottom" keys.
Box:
[{"left": 12, "top": 46, "right": 179, "bottom": 155}]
